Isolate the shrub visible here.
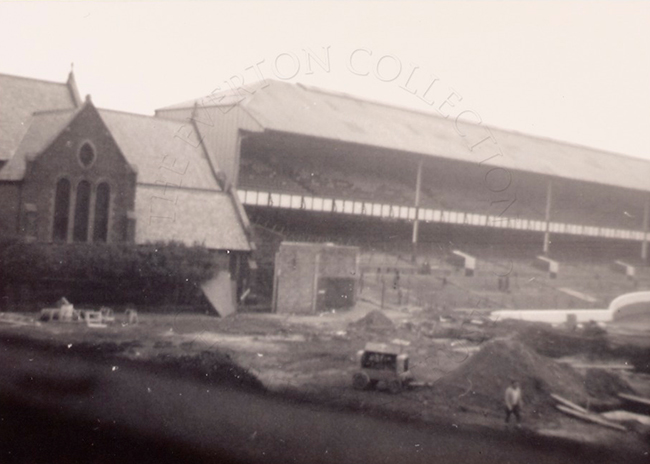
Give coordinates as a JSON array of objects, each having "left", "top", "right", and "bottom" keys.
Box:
[
  {"left": 0, "top": 241, "right": 218, "bottom": 282},
  {"left": 0, "top": 241, "right": 221, "bottom": 309}
]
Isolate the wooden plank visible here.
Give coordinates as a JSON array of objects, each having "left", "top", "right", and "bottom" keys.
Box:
[
  {"left": 556, "top": 362, "right": 634, "bottom": 370},
  {"left": 619, "top": 393, "right": 650, "bottom": 407},
  {"left": 556, "top": 405, "right": 627, "bottom": 431},
  {"left": 551, "top": 394, "right": 588, "bottom": 414},
  {"left": 602, "top": 410, "right": 650, "bottom": 426}
]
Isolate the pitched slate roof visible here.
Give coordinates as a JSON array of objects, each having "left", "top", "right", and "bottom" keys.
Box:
[
  {"left": 98, "top": 109, "right": 221, "bottom": 189},
  {"left": 0, "top": 72, "right": 80, "bottom": 161},
  {"left": 135, "top": 185, "right": 251, "bottom": 251},
  {"left": 1, "top": 104, "right": 222, "bottom": 191},
  {"left": 0, "top": 98, "right": 250, "bottom": 251},
  {"left": 0, "top": 109, "right": 77, "bottom": 180},
  {"left": 159, "top": 80, "right": 650, "bottom": 193}
]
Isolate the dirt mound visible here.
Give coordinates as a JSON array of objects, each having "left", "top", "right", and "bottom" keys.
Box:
[
  {"left": 434, "top": 338, "right": 594, "bottom": 416},
  {"left": 585, "top": 369, "right": 634, "bottom": 399},
  {"left": 348, "top": 310, "right": 395, "bottom": 332},
  {"left": 516, "top": 325, "right": 608, "bottom": 358},
  {"left": 153, "top": 351, "right": 265, "bottom": 392}
]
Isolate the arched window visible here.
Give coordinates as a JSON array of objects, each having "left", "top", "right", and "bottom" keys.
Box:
[
  {"left": 93, "top": 182, "right": 110, "bottom": 242},
  {"left": 78, "top": 142, "right": 95, "bottom": 168},
  {"left": 73, "top": 180, "right": 91, "bottom": 242},
  {"left": 53, "top": 178, "right": 71, "bottom": 242}
]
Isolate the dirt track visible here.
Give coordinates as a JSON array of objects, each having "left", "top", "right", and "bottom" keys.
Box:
[
  {"left": 1, "top": 302, "right": 650, "bottom": 461},
  {"left": 1, "top": 339, "right": 646, "bottom": 464}
]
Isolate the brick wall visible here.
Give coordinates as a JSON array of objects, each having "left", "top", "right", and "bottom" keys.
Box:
[
  {"left": 319, "top": 245, "right": 359, "bottom": 278},
  {"left": 18, "top": 105, "right": 136, "bottom": 243},
  {"left": 274, "top": 243, "right": 319, "bottom": 314},
  {"left": 0, "top": 183, "right": 20, "bottom": 239},
  {"left": 274, "top": 242, "right": 359, "bottom": 314}
]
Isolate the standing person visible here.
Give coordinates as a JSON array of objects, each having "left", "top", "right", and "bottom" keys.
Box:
[{"left": 504, "top": 379, "right": 523, "bottom": 425}]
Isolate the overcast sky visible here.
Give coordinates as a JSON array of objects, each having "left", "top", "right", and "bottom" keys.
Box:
[{"left": 1, "top": 1, "right": 648, "bottom": 161}]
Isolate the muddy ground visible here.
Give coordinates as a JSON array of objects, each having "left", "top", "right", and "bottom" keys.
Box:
[{"left": 1, "top": 299, "right": 650, "bottom": 456}]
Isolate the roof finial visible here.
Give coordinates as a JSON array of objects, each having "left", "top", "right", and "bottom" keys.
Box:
[{"left": 66, "top": 64, "right": 83, "bottom": 107}]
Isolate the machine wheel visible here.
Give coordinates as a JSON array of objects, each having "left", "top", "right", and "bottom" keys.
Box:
[
  {"left": 387, "top": 379, "right": 402, "bottom": 394},
  {"left": 352, "top": 372, "right": 371, "bottom": 390}
]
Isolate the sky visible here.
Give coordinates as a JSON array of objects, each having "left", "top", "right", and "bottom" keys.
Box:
[{"left": 1, "top": 1, "right": 649, "bottom": 161}]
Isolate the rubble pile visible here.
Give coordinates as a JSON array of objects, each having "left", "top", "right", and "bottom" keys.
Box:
[
  {"left": 434, "top": 338, "right": 630, "bottom": 416},
  {"left": 348, "top": 310, "right": 395, "bottom": 333},
  {"left": 584, "top": 369, "right": 634, "bottom": 399}
]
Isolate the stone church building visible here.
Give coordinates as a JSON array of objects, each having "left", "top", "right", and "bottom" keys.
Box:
[{"left": 0, "top": 71, "right": 253, "bottom": 310}]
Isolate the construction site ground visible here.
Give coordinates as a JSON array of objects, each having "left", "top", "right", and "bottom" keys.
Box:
[{"left": 1, "top": 292, "right": 650, "bottom": 459}]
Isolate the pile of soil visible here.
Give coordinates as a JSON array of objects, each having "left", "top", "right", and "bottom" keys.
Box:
[
  {"left": 584, "top": 369, "right": 634, "bottom": 399},
  {"left": 348, "top": 310, "right": 395, "bottom": 332},
  {"left": 515, "top": 324, "right": 650, "bottom": 373},
  {"left": 515, "top": 325, "right": 608, "bottom": 358},
  {"left": 433, "top": 338, "right": 624, "bottom": 417},
  {"left": 153, "top": 351, "right": 265, "bottom": 392},
  {"left": 0, "top": 334, "right": 265, "bottom": 393}
]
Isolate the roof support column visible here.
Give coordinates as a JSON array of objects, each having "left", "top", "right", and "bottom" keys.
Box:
[
  {"left": 642, "top": 195, "right": 649, "bottom": 262},
  {"left": 411, "top": 156, "right": 424, "bottom": 262},
  {"left": 543, "top": 180, "right": 553, "bottom": 256}
]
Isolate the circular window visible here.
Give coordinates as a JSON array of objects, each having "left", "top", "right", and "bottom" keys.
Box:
[{"left": 78, "top": 143, "right": 95, "bottom": 167}]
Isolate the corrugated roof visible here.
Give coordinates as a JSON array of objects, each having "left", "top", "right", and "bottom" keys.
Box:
[
  {"left": 0, "top": 73, "right": 78, "bottom": 161},
  {"left": 159, "top": 80, "right": 650, "bottom": 193},
  {"left": 135, "top": 185, "right": 251, "bottom": 251}
]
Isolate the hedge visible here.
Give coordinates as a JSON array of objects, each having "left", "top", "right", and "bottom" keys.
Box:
[{"left": 0, "top": 241, "right": 221, "bottom": 309}]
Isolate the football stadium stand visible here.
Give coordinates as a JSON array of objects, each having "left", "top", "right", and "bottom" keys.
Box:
[{"left": 155, "top": 79, "right": 650, "bottom": 309}]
